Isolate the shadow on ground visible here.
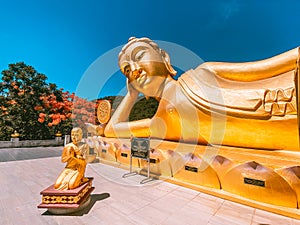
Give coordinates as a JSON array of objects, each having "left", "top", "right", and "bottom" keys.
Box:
[{"left": 42, "top": 193, "right": 110, "bottom": 216}]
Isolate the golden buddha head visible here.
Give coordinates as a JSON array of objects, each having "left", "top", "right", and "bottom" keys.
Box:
[
  {"left": 118, "top": 37, "right": 177, "bottom": 96},
  {"left": 71, "top": 127, "right": 83, "bottom": 145}
]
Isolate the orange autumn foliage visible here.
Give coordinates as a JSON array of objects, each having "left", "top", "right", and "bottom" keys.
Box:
[{"left": 35, "top": 90, "right": 97, "bottom": 133}]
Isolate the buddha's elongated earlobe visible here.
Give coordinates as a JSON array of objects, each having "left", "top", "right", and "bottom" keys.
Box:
[{"left": 161, "top": 49, "right": 177, "bottom": 76}]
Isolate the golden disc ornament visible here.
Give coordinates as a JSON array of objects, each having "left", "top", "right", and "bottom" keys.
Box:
[{"left": 97, "top": 100, "right": 112, "bottom": 124}]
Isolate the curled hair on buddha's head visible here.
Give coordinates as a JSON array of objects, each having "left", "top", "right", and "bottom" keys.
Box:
[{"left": 118, "top": 37, "right": 177, "bottom": 76}]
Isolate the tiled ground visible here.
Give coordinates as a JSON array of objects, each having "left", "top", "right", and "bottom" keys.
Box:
[{"left": 0, "top": 154, "right": 299, "bottom": 224}]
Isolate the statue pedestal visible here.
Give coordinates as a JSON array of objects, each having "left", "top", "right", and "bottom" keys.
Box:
[
  {"left": 100, "top": 137, "right": 300, "bottom": 219},
  {"left": 38, "top": 177, "right": 94, "bottom": 214}
]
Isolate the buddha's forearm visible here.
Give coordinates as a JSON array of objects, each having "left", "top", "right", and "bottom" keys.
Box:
[
  {"left": 104, "top": 118, "right": 151, "bottom": 138},
  {"left": 104, "top": 91, "right": 139, "bottom": 137},
  {"left": 111, "top": 92, "right": 138, "bottom": 122}
]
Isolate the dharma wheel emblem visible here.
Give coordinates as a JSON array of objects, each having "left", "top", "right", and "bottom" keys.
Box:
[{"left": 97, "top": 100, "right": 111, "bottom": 124}]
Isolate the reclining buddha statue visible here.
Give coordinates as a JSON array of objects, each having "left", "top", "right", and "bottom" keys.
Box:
[{"left": 103, "top": 37, "right": 299, "bottom": 151}]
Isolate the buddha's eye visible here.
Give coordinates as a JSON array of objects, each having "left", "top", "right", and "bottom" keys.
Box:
[{"left": 135, "top": 50, "right": 146, "bottom": 61}]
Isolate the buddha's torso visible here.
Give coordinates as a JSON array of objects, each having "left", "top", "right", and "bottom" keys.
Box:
[{"left": 150, "top": 77, "right": 299, "bottom": 150}]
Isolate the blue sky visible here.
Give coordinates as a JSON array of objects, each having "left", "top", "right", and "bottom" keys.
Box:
[{"left": 1, "top": 0, "right": 300, "bottom": 99}]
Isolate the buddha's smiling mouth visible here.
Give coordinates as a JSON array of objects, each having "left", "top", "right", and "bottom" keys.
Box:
[{"left": 136, "top": 73, "right": 147, "bottom": 84}]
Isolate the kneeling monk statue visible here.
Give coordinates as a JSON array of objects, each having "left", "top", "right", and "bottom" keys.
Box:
[
  {"left": 54, "top": 128, "right": 89, "bottom": 190},
  {"left": 104, "top": 37, "right": 299, "bottom": 150}
]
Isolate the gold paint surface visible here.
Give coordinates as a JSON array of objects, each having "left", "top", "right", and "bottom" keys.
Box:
[
  {"left": 276, "top": 166, "right": 300, "bottom": 207},
  {"left": 222, "top": 161, "right": 297, "bottom": 208},
  {"left": 91, "top": 37, "right": 300, "bottom": 215},
  {"left": 99, "top": 137, "right": 300, "bottom": 211},
  {"left": 54, "top": 128, "right": 89, "bottom": 190},
  {"left": 139, "top": 148, "right": 172, "bottom": 177},
  {"left": 173, "top": 153, "right": 220, "bottom": 189},
  {"left": 97, "top": 100, "right": 111, "bottom": 124},
  {"left": 103, "top": 37, "right": 299, "bottom": 150}
]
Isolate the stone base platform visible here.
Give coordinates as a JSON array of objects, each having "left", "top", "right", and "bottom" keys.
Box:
[
  {"left": 38, "top": 177, "right": 94, "bottom": 214},
  {"left": 95, "top": 137, "right": 300, "bottom": 219}
]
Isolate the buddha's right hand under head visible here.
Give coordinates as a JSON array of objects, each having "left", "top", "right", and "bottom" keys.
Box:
[{"left": 126, "top": 79, "right": 139, "bottom": 97}]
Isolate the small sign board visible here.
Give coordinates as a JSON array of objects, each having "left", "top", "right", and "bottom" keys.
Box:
[
  {"left": 122, "top": 137, "right": 153, "bottom": 184},
  {"left": 121, "top": 152, "right": 128, "bottom": 158},
  {"left": 150, "top": 158, "right": 157, "bottom": 164},
  {"left": 244, "top": 177, "right": 265, "bottom": 187},
  {"left": 185, "top": 165, "right": 198, "bottom": 173},
  {"left": 131, "top": 137, "right": 150, "bottom": 160}
]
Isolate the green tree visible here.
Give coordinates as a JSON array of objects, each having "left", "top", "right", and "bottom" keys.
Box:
[{"left": 0, "top": 62, "right": 63, "bottom": 140}]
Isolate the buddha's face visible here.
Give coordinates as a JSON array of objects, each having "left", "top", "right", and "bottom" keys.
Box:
[
  {"left": 119, "top": 41, "right": 169, "bottom": 97},
  {"left": 71, "top": 129, "right": 82, "bottom": 144}
]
